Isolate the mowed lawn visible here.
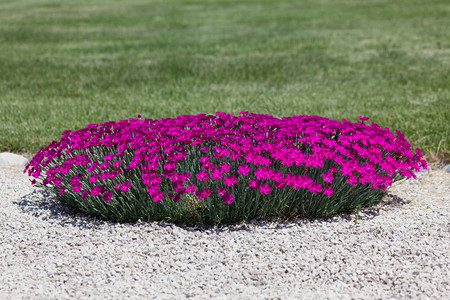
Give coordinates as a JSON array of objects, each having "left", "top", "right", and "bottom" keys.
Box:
[{"left": 0, "top": 0, "right": 448, "bottom": 160}]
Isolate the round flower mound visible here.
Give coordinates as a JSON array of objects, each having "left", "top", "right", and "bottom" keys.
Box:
[{"left": 24, "top": 112, "right": 427, "bottom": 226}]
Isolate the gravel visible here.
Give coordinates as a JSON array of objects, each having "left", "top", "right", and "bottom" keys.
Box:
[{"left": 0, "top": 165, "right": 449, "bottom": 299}]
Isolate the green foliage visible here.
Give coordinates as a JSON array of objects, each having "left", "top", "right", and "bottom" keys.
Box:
[{"left": 35, "top": 145, "right": 388, "bottom": 226}]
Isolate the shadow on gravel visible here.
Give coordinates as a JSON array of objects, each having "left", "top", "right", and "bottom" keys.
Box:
[
  {"left": 14, "top": 188, "right": 409, "bottom": 232},
  {"left": 14, "top": 189, "right": 107, "bottom": 230}
]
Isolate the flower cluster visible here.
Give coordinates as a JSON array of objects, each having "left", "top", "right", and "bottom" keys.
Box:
[{"left": 24, "top": 112, "right": 427, "bottom": 208}]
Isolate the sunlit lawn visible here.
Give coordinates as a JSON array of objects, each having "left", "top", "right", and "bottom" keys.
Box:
[{"left": 0, "top": 0, "right": 448, "bottom": 160}]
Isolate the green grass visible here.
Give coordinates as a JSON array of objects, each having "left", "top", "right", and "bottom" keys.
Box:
[{"left": 1, "top": 0, "right": 449, "bottom": 160}]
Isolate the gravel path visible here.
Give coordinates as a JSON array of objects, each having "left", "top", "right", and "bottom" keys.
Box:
[{"left": 0, "top": 166, "right": 449, "bottom": 299}]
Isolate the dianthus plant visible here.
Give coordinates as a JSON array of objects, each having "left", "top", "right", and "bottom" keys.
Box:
[{"left": 24, "top": 112, "right": 427, "bottom": 225}]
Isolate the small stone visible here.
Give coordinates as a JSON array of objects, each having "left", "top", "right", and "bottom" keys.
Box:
[
  {"left": 442, "top": 164, "right": 450, "bottom": 173},
  {"left": 0, "top": 152, "right": 29, "bottom": 167}
]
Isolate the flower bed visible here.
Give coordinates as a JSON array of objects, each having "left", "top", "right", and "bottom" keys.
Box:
[{"left": 24, "top": 112, "right": 427, "bottom": 225}]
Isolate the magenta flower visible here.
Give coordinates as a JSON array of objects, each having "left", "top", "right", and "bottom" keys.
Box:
[
  {"left": 201, "top": 161, "right": 215, "bottom": 170},
  {"left": 90, "top": 185, "right": 105, "bottom": 197},
  {"left": 224, "top": 175, "right": 237, "bottom": 187},
  {"left": 196, "top": 170, "right": 210, "bottom": 181},
  {"left": 87, "top": 173, "right": 98, "bottom": 183},
  {"left": 323, "top": 186, "right": 333, "bottom": 196},
  {"left": 322, "top": 172, "right": 333, "bottom": 183},
  {"left": 216, "top": 187, "right": 227, "bottom": 196},
  {"left": 237, "top": 164, "right": 251, "bottom": 176},
  {"left": 151, "top": 190, "right": 163, "bottom": 202},
  {"left": 185, "top": 184, "right": 197, "bottom": 193},
  {"left": 120, "top": 182, "right": 131, "bottom": 191},
  {"left": 81, "top": 190, "right": 89, "bottom": 199},
  {"left": 60, "top": 163, "right": 71, "bottom": 174},
  {"left": 53, "top": 176, "right": 62, "bottom": 186},
  {"left": 195, "top": 188, "right": 211, "bottom": 200},
  {"left": 249, "top": 178, "right": 260, "bottom": 189},
  {"left": 59, "top": 186, "right": 65, "bottom": 194},
  {"left": 259, "top": 183, "right": 271, "bottom": 195},
  {"left": 358, "top": 116, "right": 370, "bottom": 121},
  {"left": 274, "top": 180, "right": 286, "bottom": 189},
  {"left": 100, "top": 172, "right": 109, "bottom": 180},
  {"left": 103, "top": 191, "right": 112, "bottom": 201},
  {"left": 164, "top": 162, "right": 176, "bottom": 171},
  {"left": 87, "top": 161, "right": 98, "bottom": 173},
  {"left": 172, "top": 181, "right": 184, "bottom": 192},
  {"left": 222, "top": 193, "right": 234, "bottom": 204},
  {"left": 112, "top": 161, "right": 121, "bottom": 167},
  {"left": 199, "top": 156, "right": 210, "bottom": 164},
  {"left": 309, "top": 182, "right": 322, "bottom": 194},
  {"left": 346, "top": 175, "right": 357, "bottom": 186},
  {"left": 211, "top": 168, "right": 223, "bottom": 180},
  {"left": 173, "top": 193, "right": 181, "bottom": 203},
  {"left": 99, "top": 162, "right": 109, "bottom": 170},
  {"left": 219, "top": 162, "right": 231, "bottom": 173},
  {"left": 104, "top": 153, "right": 114, "bottom": 161}
]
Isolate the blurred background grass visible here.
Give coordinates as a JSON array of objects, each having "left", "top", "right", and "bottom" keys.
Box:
[{"left": 0, "top": 0, "right": 448, "bottom": 161}]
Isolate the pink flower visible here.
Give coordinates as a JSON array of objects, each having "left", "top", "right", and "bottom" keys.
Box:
[
  {"left": 219, "top": 162, "right": 231, "bottom": 173},
  {"left": 329, "top": 166, "right": 337, "bottom": 173},
  {"left": 224, "top": 175, "right": 237, "bottom": 187},
  {"left": 322, "top": 172, "right": 333, "bottom": 183},
  {"left": 274, "top": 180, "right": 285, "bottom": 189},
  {"left": 249, "top": 179, "right": 260, "bottom": 189},
  {"left": 88, "top": 161, "right": 98, "bottom": 172},
  {"left": 237, "top": 164, "right": 251, "bottom": 176},
  {"left": 99, "top": 162, "right": 109, "bottom": 170},
  {"left": 112, "top": 161, "right": 121, "bottom": 167},
  {"left": 173, "top": 193, "right": 181, "bottom": 203},
  {"left": 195, "top": 188, "right": 211, "bottom": 200},
  {"left": 103, "top": 191, "right": 112, "bottom": 201},
  {"left": 185, "top": 184, "right": 197, "bottom": 193},
  {"left": 104, "top": 153, "right": 114, "bottom": 161},
  {"left": 90, "top": 185, "right": 105, "bottom": 196},
  {"left": 201, "top": 161, "right": 215, "bottom": 170},
  {"left": 323, "top": 186, "right": 333, "bottom": 196},
  {"left": 358, "top": 116, "right": 370, "bottom": 121},
  {"left": 309, "top": 182, "right": 322, "bottom": 194},
  {"left": 199, "top": 156, "right": 210, "bottom": 164},
  {"left": 259, "top": 183, "right": 271, "bottom": 195},
  {"left": 216, "top": 187, "right": 227, "bottom": 196},
  {"left": 60, "top": 163, "right": 71, "bottom": 174},
  {"left": 211, "top": 168, "right": 223, "bottom": 180},
  {"left": 146, "top": 185, "right": 159, "bottom": 195},
  {"left": 164, "top": 162, "right": 176, "bottom": 171},
  {"left": 81, "top": 190, "right": 89, "bottom": 199},
  {"left": 172, "top": 181, "right": 184, "bottom": 192},
  {"left": 151, "top": 191, "right": 164, "bottom": 202},
  {"left": 120, "top": 182, "right": 131, "bottom": 191},
  {"left": 346, "top": 175, "right": 357, "bottom": 186},
  {"left": 196, "top": 170, "right": 210, "bottom": 181},
  {"left": 89, "top": 173, "right": 99, "bottom": 183},
  {"left": 53, "top": 176, "right": 62, "bottom": 186},
  {"left": 222, "top": 193, "right": 234, "bottom": 204},
  {"left": 59, "top": 186, "right": 65, "bottom": 194}
]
